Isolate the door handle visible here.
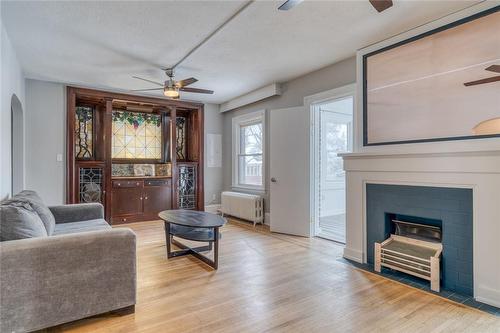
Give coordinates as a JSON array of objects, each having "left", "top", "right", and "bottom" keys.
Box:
[{"left": 271, "top": 177, "right": 277, "bottom": 183}]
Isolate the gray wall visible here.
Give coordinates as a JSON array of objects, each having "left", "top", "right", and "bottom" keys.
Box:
[
  {"left": 25, "top": 79, "right": 66, "bottom": 205},
  {"left": 1, "top": 23, "right": 26, "bottom": 200},
  {"left": 24, "top": 79, "right": 223, "bottom": 206},
  {"left": 222, "top": 56, "right": 356, "bottom": 212}
]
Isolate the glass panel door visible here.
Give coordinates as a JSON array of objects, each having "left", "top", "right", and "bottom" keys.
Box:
[{"left": 316, "top": 96, "right": 353, "bottom": 243}]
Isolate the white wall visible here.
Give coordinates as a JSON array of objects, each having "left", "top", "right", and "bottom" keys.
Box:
[
  {"left": 222, "top": 57, "right": 357, "bottom": 212},
  {"left": 25, "top": 79, "right": 65, "bottom": 205},
  {"left": 24, "top": 79, "right": 223, "bottom": 206},
  {"left": 1, "top": 21, "right": 25, "bottom": 200}
]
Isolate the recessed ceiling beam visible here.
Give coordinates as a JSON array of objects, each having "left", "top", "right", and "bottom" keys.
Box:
[{"left": 172, "top": 1, "right": 254, "bottom": 70}]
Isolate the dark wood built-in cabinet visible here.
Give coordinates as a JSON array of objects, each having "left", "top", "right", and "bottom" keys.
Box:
[
  {"left": 111, "top": 178, "right": 172, "bottom": 223},
  {"left": 66, "top": 87, "right": 204, "bottom": 224}
]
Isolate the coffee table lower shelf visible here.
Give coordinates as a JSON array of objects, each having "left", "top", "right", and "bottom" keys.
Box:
[{"left": 164, "top": 222, "right": 221, "bottom": 269}]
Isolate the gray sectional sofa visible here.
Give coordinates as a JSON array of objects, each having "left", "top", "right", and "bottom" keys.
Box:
[{"left": 0, "top": 191, "right": 136, "bottom": 333}]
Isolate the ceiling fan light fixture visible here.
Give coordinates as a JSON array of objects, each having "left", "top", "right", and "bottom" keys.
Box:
[{"left": 164, "top": 86, "right": 179, "bottom": 98}]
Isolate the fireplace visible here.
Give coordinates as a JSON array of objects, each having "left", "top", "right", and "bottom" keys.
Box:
[{"left": 366, "top": 184, "right": 473, "bottom": 296}]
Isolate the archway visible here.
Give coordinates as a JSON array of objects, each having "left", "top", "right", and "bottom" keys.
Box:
[{"left": 11, "top": 94, "right": 24, "bottom": 194}]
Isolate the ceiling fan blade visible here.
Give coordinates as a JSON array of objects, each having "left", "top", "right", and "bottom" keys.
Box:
[
  {"left": 130, "top": 88, "right": 164, "bottom": 92},
  {"left": 278, "top": 0, "right": 303, "bottom": 11},
  {"left": 180, "top": 87, "right": 214, "bottom": 94},
  {"left": 464, "top": 76, "right": 500, "bottom": 86},
  {"left": 369, "top": 0, "right": 393, "bottom": 13},
  {"left": 485, "top": 65, "right": 500, "bottom": 73},
  {"left": 177, "top": 77, "right": 198, "bottom": 87},
  {"left": 132, "top": 76, "right": 164, "bottom": 87}
]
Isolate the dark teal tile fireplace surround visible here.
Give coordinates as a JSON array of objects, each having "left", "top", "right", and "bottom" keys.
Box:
[{"left": 366, "top": 183, "right": 473, "bottom": 296}]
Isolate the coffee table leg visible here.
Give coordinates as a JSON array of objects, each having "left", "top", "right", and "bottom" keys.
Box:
[
  {"left": 164, "top": 222, "right": 172, "bottom": 258},
  {"left": 213, "top": 227, "right": 219, "bottom": 269}
]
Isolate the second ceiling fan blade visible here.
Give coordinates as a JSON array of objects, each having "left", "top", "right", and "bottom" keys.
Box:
[
  {"left": 464, "top": 76, "right": 500, "bottom": 86},
  {"left": 369, "top": 0, "right": 393, "bottom": 13},
  {"left": 485, "top": 65, "right": 500, "bottom": 73},
  {"left": 132, "top": 76, "right": 164, "bottom": 86},
  {"left": 278, "top": 0, "right": 303, "bottom": 11},
  {"left": 177, "top": 77, "right": 198, "bottom": 87},
  {"left": 180, "top": 87, "right": 214, "bottom": 94}
]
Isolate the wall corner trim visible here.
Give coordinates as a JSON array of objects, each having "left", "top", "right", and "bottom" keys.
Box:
[{"left": 343, "top": 247, "right": 363, "bottom": 263}]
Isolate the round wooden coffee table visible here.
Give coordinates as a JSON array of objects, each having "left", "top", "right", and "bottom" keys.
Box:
[{"left": 158, "top": 210, "right": 226, "bottom": 269}]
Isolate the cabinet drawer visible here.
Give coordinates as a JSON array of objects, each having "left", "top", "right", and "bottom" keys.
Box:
[
  {"left": 112, "top": 180, "right": 143, "bottom": 188},
  {"left": 145, "top": 179, "right": 171, "bottom": 187}
]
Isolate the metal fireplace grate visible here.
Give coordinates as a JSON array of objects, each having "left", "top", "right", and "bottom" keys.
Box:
[{"left": 375, "top": 219, "right": 443, "bottom": 292}]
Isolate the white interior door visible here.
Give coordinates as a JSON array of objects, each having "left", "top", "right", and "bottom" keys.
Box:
[{"left": 270, "top": 106, "right": 310, "bottom": 237}]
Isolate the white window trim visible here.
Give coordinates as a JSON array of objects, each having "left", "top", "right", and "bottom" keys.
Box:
[{"left": 232, "top": 110, "right": 266, "bottom": 191}]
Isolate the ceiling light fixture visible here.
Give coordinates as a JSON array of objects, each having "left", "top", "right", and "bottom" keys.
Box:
[{"left": 163, "top": 86, "right": 179, "bottom": 98}]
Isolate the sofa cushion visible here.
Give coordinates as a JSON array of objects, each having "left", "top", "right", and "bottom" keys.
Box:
[
  {"left": 53, "top": 219, "right": 111, "bottom": 235},
  {"left": 14, "top": 190, "right": 56, "bottom": 235},
  {"left": 0, "top": 201, "right": 48, "bottom": 241}
]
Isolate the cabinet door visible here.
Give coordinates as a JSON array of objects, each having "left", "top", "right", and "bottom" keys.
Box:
[
  {"left": 111, "top": 180, "right": 144, "bottom": 218},
  {"left": 143, "top": 179, "right": 172, "bottom": 216},
  {"left": 177, "top": 164, "right": 197, "bottom": 209}
]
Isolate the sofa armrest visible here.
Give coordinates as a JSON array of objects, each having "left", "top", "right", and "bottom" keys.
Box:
[
  {"left": 0, "top": 228, "right": 136, "bottom": 333},
  {"left": 49, "top": 203, "right": 104, "bottom": 223}
]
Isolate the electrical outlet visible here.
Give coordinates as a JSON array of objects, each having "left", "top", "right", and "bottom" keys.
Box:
[
  {"left": 212, "top": 194, "right": 216, "bottom": 201},
  {"left": 56, "top": 154, "right": 63, "bottom": 162}
]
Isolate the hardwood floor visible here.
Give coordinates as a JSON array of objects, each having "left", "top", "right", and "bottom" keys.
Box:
[{"left": 51, "top": 220, "right": 500, "bottom": 333}]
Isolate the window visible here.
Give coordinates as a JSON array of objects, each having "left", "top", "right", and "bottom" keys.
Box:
[
  {"left": 112, "top": 111, "right": 162, "bottom": 159},
  {"left": 232, "top": 110, "right": 265, "bottom": 190},
  {"left": 324, "top": 121, "right": 349, "bottom": 182},
  {"left": 319, "top": 98, "right": 353, "bottom": 183}
]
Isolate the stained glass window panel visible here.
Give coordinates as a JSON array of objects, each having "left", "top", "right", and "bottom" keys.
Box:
[
  {"left": 112, "top": 111, "right": 162, "bottom": 159},
  {"left": 176, "top": 117, "right": 187, "bottom": 160},
  {"left": 178, "top": 165, "right": 196, "bottom": 209},
  {"left": 75, "top": 106, "right": 93, "bottom": 159},
  {"left": 79, "top": 167, "right": 102, "bottom": 203}
]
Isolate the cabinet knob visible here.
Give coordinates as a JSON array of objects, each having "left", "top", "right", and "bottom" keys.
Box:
[
  {"left": 145, "top": 197, "right": 148, "bottom": 200},
  {"left": 140, "top": 197, "right": 143, "bottom": 200}
]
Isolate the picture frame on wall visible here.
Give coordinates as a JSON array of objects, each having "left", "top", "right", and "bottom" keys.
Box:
[{"left": 363, "top": 7, "right": 500, "bottom": 146}]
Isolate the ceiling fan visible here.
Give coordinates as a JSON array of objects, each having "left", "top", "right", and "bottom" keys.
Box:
[
  {"left": 464, "top": 65, "right": 500, "bottom": 86},
  {"left": 278, "top": 0, "right": 393, "bottom": 13},
  {"left": 132, "top": 68, "right": 214, "bottom": 99}
]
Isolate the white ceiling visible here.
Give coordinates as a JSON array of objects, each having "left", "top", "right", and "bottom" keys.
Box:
[{"left": 1, "top": 0, "right": 481, "bottom": 104}]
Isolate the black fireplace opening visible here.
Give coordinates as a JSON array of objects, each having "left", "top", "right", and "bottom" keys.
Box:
[{"left": 385, "top": 213, "right": 442, "bottom": 242}]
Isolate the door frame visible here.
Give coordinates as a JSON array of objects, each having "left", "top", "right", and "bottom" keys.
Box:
[{"left": 304, "top": 84, "right": 356, "bottom": 239}]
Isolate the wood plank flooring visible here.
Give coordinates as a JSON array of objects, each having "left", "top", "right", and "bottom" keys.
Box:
[{"left": 50, "top": 219, "right": 500, "bottom": 333}]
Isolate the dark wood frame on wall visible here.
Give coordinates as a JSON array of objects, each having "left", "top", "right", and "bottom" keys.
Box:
[
  {"left": 66, "top": 86, "right": 205, "bottom": 221},
  {"left": 362, "top": 6, "right": 500, "bottom": 146}
]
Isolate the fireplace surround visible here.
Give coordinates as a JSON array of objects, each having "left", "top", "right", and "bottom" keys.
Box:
[
  {"left": 341, "top": 150, "right": 500, "bottom": 308},
  {"left": 366, "top": 184, "right": 473, "bottom": 296}
]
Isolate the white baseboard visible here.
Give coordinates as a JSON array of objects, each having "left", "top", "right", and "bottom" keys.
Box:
[
  {"left": 264, "top": 212, "right": 270, "bottom": 226},
  {"left": 476, "top": 285, "right": 500, "bottom": 308},
  {"left": 343, "top": 247, "right": 363, "bottom": 263},
  {"left": 205, "top": 204, "right": 221, "bottom": 214}
]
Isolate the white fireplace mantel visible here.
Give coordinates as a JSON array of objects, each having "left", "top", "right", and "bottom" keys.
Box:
[{"left": 341, "top": 150, "right": 500, "bottom": 307}]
